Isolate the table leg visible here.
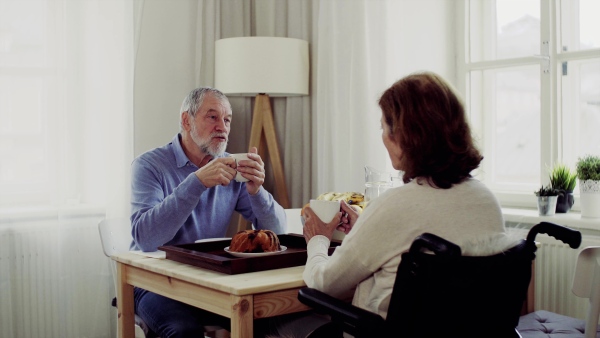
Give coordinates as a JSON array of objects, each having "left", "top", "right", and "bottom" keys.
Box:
[
  {"left": 116, "top": 262, "right": 135, "bottom": 338},
  {"left": 230, "top": 295, "right": 253, "bottom": 338}
]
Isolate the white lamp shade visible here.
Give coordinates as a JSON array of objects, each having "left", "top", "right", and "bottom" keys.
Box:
[{"left": 215, "top": 37, "right": 309, "bottom": 97}]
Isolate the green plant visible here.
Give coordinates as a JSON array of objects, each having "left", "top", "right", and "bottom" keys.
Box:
[
  {"left": 534, "top": 185, "right": 561, "bottom": 197},
  {"left": 576, "top": 155, "right": 600, "bottom": 181},
  {"left": 549, "top": 163, "right": 577, "bottom": 192}
]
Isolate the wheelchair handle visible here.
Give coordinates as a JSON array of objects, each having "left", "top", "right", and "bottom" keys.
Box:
[{"left": 526, "top": 222, "right": 581, "bottom": 249}]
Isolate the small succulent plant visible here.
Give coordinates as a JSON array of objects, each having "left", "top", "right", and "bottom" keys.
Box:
[{"left": 534, "top": 185, "right": 561, "bottom": 197}]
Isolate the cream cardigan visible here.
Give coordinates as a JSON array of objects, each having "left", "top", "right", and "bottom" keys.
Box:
[{"left": 303, "top": 178, "right": 506, "bottom": 319}]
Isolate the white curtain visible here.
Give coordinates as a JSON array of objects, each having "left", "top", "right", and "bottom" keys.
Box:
[
  {"left": 312, "top": 0, "right": 403, "bottom": 195},
  {"left": 0, "top": 0, "right": 134, "bottom": 337}
]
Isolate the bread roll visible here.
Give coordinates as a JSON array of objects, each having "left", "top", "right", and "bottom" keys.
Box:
[{"left": 229, "top": 229, "right": 281, "bottom": 253}]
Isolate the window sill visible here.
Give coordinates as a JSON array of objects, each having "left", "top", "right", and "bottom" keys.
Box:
[{"left": 502, "top": 207, "right": 600, "bottom": 232}]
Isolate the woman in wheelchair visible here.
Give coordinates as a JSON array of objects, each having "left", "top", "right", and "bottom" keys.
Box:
[{"left": 295, "top": 72, "right": 510, "bottom": 337}]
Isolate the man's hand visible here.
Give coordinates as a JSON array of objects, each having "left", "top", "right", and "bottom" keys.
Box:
[
  {"left": 235, "top": 147, "right": 265, "bottom": 195},
  {"left": 195, "top": 157, "right": 237, "bottom": 188}
]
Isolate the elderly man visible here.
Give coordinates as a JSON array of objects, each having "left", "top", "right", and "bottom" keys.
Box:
[{"left": 130, "top": 87, "right": 286, "bottom": 337}]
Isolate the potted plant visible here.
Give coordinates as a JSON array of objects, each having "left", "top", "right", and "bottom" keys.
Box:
[
  {"left": 549, "top": 163, "right": 577, "bottom": 213},
  {"left": 534, "top": 185, "right": 561, "bottom": 216},
  {"left": 576, "top": 155, "right": 600, "bottom": 218}
]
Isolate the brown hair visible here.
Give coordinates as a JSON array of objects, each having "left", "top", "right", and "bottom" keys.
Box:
[{"left": 378, "top": 71, "right": 482, "bottom": 189}]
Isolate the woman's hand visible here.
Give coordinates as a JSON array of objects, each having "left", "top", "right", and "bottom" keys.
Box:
[
  {"left": 338, "top": 200, "right": 360, "bottom": 234},
  {"left": 303, "top": 206, "right": 342, "bottom": 243}
]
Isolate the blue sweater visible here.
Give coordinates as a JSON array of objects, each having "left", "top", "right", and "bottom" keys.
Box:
[{"left": 130, "top": 134, "right": 287, "bottom": 251}]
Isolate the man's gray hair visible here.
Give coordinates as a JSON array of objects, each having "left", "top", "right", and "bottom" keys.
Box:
[{"left": 179, "top": 87, "right": 230, "bottom": 131}]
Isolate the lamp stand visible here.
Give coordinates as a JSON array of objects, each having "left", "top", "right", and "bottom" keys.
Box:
[{"left": 237, "top": 94, "right": 290, "bottom": 231}]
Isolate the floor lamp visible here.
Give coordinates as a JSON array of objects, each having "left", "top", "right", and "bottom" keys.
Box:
[{"left": 215, "top": 37, "right": 309, "bottom": 227}]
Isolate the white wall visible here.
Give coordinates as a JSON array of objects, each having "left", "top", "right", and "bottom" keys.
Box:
[
  {"left": 134, "top": 0, "right": 199, "bottom": 156},
  {"left": 380, "top": 0, "right": 458, "bottom": 175},
  {"left": 390, "top": 1, "right": 456, "bottom": 83}
]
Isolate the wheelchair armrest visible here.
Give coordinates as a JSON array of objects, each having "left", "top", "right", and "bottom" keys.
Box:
[{"left": 298, "top": 287, "right": 385, "bottom": 335}]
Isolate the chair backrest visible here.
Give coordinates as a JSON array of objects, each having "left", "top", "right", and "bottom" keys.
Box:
[
  {"left": 98, "top": 219, "right": 155, "bottom": 338},
  {"left": 572, "top": 246, "right": 600, "bottom": 338},
  {"left": 98, "top": 218, "right": 133, "bottom": 257}
]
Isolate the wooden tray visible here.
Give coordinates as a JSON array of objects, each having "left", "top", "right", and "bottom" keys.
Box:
[{"left": 158, "top": 234, "right": 341, "bottom": 275}]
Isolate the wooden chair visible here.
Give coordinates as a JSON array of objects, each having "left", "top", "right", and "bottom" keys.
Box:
[{"left": 98, "top": 218, "right": 157, "bottom": 338}]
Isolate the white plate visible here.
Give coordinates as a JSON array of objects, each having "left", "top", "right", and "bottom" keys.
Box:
[
  {"left": 194, "top": 237, "right": 231, "bottom": 243},
  {"left": 224, "top": 246, "right": 287, "bottom": 258}
]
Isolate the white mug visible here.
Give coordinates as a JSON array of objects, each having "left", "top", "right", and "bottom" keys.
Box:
[
  {"left": 229, "top": 153, "right": 250, "bottom": 182},
  {"left": 307, "top": 199, "right": 346, "bottom": 241},
  {"left": 309, "top": 199, "right": 341, "bottom": 223}
]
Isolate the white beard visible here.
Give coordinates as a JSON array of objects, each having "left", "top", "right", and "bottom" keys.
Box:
[{"left": 190, "top": 123, "right": 227, "bottom": 157}]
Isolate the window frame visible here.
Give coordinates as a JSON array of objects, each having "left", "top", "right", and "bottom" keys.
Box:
[{"left": 457, "top": 0, "right": 600, "bottom": 210}]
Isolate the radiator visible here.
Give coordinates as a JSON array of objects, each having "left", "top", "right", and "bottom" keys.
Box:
[
  {"left": 533, "top": 232, "right": 600, "bottom": 320},
  {"left": 0, "top": 216, "right": 113, "bottom": 338}
]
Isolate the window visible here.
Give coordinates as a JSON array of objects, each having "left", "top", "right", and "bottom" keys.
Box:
[
  {"left": 0, "top": 0, "right": 133, "bottom": 211},
  {"left": 460, "top": 0, "right": 600, "bottom": 208},
  {"left": 0, "top": 0, "right": 59, "bottom": 206}
]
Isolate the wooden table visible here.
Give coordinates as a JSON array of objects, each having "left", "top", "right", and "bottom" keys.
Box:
[{"left": 112, "top": 252, "right": 311, "bottom": 338}]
